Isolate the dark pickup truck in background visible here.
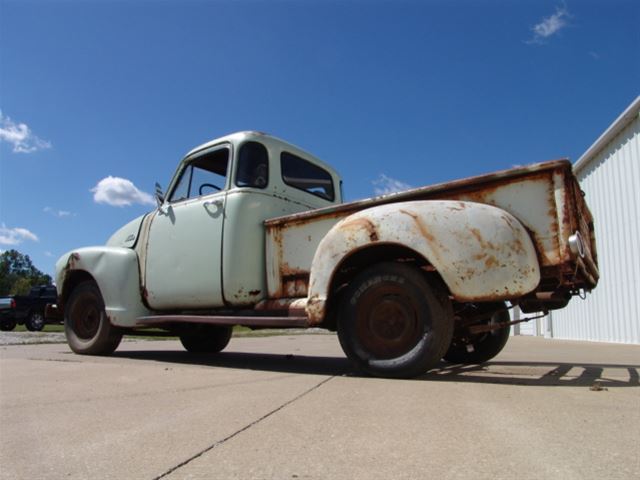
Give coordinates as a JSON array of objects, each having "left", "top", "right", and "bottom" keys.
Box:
[{"left": 0, "top": 285, "right": 58, "bottom": 331}]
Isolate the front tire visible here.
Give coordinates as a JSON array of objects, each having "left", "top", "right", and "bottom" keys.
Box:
[
  {"left": 337, "top": 262, "right": 453, "bottom": 378},
  {"left": 0, "top": 319, "right": 16, "bottom": 331},
  {"left": 25, "top": 311, "right": 45, "bottom": 332},
  {"left": 179, "top": 325, "right": 232, "bottom": 353},
  {"left": 64, "top": 281, "right": 122, "bottom": 355}
]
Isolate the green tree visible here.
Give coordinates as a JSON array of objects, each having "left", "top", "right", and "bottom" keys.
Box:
[{"left": 0, "top": 250, "right": 52, "bottom": 296}]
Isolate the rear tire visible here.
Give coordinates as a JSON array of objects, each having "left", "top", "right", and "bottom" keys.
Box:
[
  {"left": 443, "top": 303, "right": 511, "bottom": 364},
  {"left": 64, "top": 281, "right": 122, "bottom": 355},
  {"left": 337, "top": 262, "right": 453, "bottom": 378},
  {"left": 179, "top": 325, "right": 232, "bottom": 353}
]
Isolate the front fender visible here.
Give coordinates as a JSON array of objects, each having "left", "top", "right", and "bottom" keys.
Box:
[
  {"left": 56, "top": 247, "right": 150, "bottom": 327},
  {"left": 306, "top": 200, "right": 540, "bottom": 324}
]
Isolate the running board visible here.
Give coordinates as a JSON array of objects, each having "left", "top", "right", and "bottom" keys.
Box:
[{"left": 135, "top": 315, "right": 309, "bottom": 328}]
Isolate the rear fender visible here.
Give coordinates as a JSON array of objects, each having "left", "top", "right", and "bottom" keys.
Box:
[
  {"left": 306, "top": 200, "right": 540, "bottom": 324},
  {"left": 56, "top": 247, "right": 150, "bottom": 327}
]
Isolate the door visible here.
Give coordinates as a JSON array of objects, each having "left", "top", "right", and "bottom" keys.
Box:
[{"left": 144, "top": 145, "right": 230, "bottom": 310}]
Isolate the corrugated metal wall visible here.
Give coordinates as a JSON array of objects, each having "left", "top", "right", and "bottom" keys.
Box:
[{"left": 548, "top": 113, "right": 640, "bottom": 344}]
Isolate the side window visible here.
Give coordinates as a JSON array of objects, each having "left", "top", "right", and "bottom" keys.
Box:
[
  {"left": 236, "top": 142, "right": 269, "bottom": 189},
  {"left": 169, "top": 147, "right": 229, "bottom": 202},
  {"left": 281, "top": 152, "right": 335, "bottom": 201}
]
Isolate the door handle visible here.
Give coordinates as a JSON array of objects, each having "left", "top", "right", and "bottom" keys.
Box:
[
  {"left": 203, "top": 199, "right": 224, "bottom": 217},
  {"left": 204, "top": 199, "right": 223, "bottom": 209}
]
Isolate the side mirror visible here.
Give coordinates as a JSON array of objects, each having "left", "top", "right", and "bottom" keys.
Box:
[{"left": 155, "top": 182, "right": 165, "bottom": 207}]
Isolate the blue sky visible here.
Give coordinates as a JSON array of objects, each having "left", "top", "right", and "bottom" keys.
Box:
[{"left": 0, "top": 0, "right": 638, "bottom": 277}]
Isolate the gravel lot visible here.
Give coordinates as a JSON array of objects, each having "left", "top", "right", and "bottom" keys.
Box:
[{"left": 0, "top": 331, "right": 66, "bottom": 345}]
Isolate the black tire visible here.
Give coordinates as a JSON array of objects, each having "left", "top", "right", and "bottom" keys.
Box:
[
  {"left": 64, "top": 281, "right": 122, "bottom": 355},
  {"left": 0, "top": 319, "right": 17, "bottom": 331},
  {"left": 179, "top": 325, "right": 232, "bottom": 353},
  {"left": 337, "top": 262, "right": 453, "bottom": 379},
  {"left": 25, "top": 311, "right": 45, "bottom": 332},
  {"left": 443, "top": 303, "right": 511, "bottom": 364}
]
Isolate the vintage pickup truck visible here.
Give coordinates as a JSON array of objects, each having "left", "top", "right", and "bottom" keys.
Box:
[{"left": 55, "top": 131, "right": 598, "bottom": 377}]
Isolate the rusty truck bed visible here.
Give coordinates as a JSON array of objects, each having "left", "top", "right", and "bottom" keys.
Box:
[{"left": 265, "top": 160, "right": 598, "bottom": 300}]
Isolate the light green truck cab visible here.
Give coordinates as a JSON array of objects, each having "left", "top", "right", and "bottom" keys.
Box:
[
  {"left": 56, "top": 131, "right": 598, "bottom": 378},
  {"left": 55, "top": 132, "right": 342, "bottom": 355}
]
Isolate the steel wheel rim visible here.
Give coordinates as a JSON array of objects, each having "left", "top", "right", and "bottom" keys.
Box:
[
  {"left": 355, "top": 283, "right": 422, "bottom": 359},
  {"left": 71, "top": 297, "right": 101, "bottom": 339}
]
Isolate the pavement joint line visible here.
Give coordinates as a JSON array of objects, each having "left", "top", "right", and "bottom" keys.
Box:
[{"left": 151, "top": 375, "right": 336, "bottom": 480}]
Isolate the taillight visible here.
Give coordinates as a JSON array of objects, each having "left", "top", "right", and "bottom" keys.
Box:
[{"left": 10, "top": 299, "right": 16, "bottom": 308}]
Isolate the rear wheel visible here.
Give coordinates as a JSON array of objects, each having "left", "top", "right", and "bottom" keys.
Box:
[
  {"left": 337, "top": 262, "right": 453, "bottom": 378},
  {"left": 64, "top": 281, "right": 122, "bottom": 355},
  {"left": 443, "top": 303, "right": 511, "bottom": 364},
  {"left": 25, "top": 311, "right": 45, "bottom": 332},
  {"left": 179, "top": 325, "right": 232, "bottom": 353}
]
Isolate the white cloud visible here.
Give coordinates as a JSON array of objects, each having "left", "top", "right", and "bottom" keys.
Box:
[
  {"left": 0, "top": 110, "right": 52, "bottom": 153},
  {"left": 372, "top": 174, "right": 412, "bottom": 196},
  {"left": 91, "top": 176, "right": 156, "bottom": 207},
  {"left": 0, "top": 224, "right": 39, "bottom": 246},
  {"left": 528, "top": 5, "right": 570, "bottom": 44},
  {"left": 44, "top": 206, "right": 73, "bottom": 218}
]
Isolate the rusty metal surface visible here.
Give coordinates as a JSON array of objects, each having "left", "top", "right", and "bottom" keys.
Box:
[
  {"left": 352, "top": 281, "right": 422, "bottom": 359},
  {"left": 135, "top": 315, "right": 309, "bottom": 328},
  {"left": 304, "top": 200, "right": 541, "bottom": 325},
  {"left": 265, "top": 159, "right": 572, "bottom": 227},
  {"left": 265, "top": 160, "right": 599, "bottom": 327},
  {"left": 254, "top": 298, "right": 308, "bottom": 317}
]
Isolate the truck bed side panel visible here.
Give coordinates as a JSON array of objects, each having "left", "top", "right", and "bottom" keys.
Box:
[{"left": 265, "top": 160, "right": 598, "bottom": 300}]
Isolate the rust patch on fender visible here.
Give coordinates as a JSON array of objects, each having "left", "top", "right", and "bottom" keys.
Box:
[
  {"left": 470, "top": 228, "right": 497, "bottom": 251},
  {"left": 65, "top": 252, "right": 80, "bottom": 271},
  {"left": 306, "top": 294, "right": 325, "bottom": 325},
  {"left": 399, "top": 209, "right": 436, "bottom": 243},
  {"left": 342, "top": 217, "right": 379, "bottom": 242},
  {"left": 484, "top": 255, "right": 499, "bottom": 269}
]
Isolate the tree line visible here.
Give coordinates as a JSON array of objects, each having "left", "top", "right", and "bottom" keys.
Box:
[{"left": 0, "top": 250, "right": 53, "bottom": 296}]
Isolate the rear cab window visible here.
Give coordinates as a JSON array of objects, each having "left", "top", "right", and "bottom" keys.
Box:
[
  {"left": 281, "top": 152, "right": 335, "bottom": 201},
  {"left": 236, "top": 142, "right": 269, "bottom": 189}
]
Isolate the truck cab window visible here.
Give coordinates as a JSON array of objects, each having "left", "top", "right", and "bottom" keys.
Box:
[
  {"left": 281, "top": 151, "right": 334, "bottom": 201},
  {"left": 169, "top": 147, "right": 229, "bottom": 202},
  {"left": 236, "top": 141, "right": 269, "bottom": 189}
]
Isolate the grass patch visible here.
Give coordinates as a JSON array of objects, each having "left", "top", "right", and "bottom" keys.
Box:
[{"left": 11, "top": 323, "right": 64, "bottom": 333}]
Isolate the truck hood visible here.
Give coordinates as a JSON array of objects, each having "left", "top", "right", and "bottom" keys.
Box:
[{"left": 107, "top": 214, "right": 148, "bottom": 248}]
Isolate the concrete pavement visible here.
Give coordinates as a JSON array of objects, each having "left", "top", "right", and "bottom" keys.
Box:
[{"left": 0, "top": 334, "right": 638, "bottom": 480}]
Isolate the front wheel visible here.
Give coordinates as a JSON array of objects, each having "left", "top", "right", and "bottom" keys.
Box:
[
  {"left": 337, "top": 262, "right": 453, "bottom": 378},
  {"left": 25, "top": 311, "right": 45, "bottom": 331},
  {"left": 179, "top": 325, "right": 232, "bottom": 353},
  {"left": 64, "top": 281, "right": 122, "bottom": 355},
  {"left": 0, "top": 319, "right": 16, "bottom": 331}
]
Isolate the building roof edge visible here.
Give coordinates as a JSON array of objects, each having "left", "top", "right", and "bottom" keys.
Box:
[{"left": 575, "top": 95, "right": 640, "bottom": 173}]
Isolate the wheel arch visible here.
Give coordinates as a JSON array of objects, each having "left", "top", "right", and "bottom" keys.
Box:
[
  {"left": 307, "top": 200, "right": 541, "bottom": 325},
  {"left": 317, "top": 242, "right": 447, "bottom": 330},
  {"left": 55, "top": 247, "right": 150, "bottom": 327},
  {"left": 60, "top": 270, "right": 95, "bottom": 310}
]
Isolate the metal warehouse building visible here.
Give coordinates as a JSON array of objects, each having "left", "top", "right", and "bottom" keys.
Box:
[{"left": 516, "top": 96, "right": 640, "bottom": 344}]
